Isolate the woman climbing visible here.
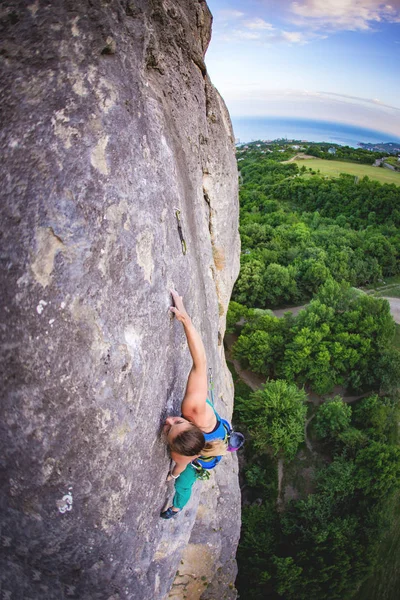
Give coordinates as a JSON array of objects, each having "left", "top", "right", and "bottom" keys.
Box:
[{"left": 160, "top": 290, "right": 231, "bottom": 519}]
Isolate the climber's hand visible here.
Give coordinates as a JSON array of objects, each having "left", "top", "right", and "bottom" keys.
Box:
[
  {"left": 166, "top": 474, "right": 173, "bottom": 482},
  {"left": 170, "top": 290, "right": 190, "bottom": 323}
]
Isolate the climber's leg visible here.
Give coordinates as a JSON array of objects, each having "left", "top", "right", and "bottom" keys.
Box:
[
  {"left": 160, "top": 464, "right": 197, "bottom": 518},
  {"left": 173, "top": 463, "right": 198, "bottom": 509}
]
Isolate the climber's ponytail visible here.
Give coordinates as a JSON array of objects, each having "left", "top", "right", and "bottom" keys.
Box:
[{"left": 200, "top": 439, "right": 228, "bottom": 458}]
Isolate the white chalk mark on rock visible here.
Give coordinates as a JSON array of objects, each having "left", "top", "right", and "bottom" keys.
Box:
[
  {"left": 36, "top": 300, "right": 48, "bottom": 315},
  {"left": 124, "top": 328, "right": 141, "bottom": 360},
  {"left": 51, "top": 109, "right": 79, "bottom": 149},
  {"left": 32, "top": 227, "right": 64, "bottom": 288},
  {"left": 91, "top": 135, "right": 109, "bottom": 175},
  {"left": 28, "top": 1, "right": 39, "bottom": 17},
  {"left": 136, "top": 229, "right": 154, "bottom": 283},
  {"left": 71, "top": 16, "right": 80, "bottom": 37},
  {"left": 57, "top": 492, "right": 73, "bottom": 514}
]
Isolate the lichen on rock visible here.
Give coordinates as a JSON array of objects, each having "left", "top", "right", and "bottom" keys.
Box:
[{"left": 0, "top": 1, "right": 240, "bottom": 599}]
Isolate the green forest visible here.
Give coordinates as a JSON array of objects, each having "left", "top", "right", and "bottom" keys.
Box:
[
  {"left": 304, "top": 142, "right": 386, "bottom": 164},
  {"left": 229, "top": 143, "right": 400, "bottom": 600}
]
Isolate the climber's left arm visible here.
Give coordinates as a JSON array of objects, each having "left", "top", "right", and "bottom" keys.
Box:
[
  {"left": 170, "top": 290, "right": 208, "bottom": 419},
  {"left": 166, "top": 452, "right": 197, "bottom": 481}
]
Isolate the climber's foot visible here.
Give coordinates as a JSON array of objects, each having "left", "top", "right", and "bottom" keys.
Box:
[{"left": 160, "top": 507, "right": 180, "bottom": 519}]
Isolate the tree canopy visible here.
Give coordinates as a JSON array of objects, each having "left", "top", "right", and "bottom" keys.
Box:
[{"left": 237, "top": 380, "right": 307, "bottom": 459}]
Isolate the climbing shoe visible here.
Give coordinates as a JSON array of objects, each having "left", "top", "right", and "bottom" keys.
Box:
[{"left": 160, "top": 507, "right": 180, "bottom": 519}]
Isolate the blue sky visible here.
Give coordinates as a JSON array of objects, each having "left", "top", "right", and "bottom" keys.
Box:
[{"left": 206, "top": 0, "right": 400, "bottom": 136}]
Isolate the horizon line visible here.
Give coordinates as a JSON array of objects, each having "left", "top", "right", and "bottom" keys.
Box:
[{"left": 230, "top": 115, "right": 400, "bottom": 142}]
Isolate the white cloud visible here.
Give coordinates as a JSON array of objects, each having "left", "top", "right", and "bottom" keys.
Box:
[
  {"left": 232, "top": 29, "right": 263, "bottom": 40},
  {"left": 217, "top": 9, "right": 245, "bottom": 19},
  {"left": 290, "top": 0, "right": 400, "bottom": 31},
  {"left": 282, "top": 30, "right": 308, "bottom": 43},
  {"left": 318, "top": 91, "right": 400, "bottom": 111},
  {"left": 243, "top": 18, "right": 275, "bottom": 30},
  {"left": 215, "top": 26, "right": 323, "bottom": 45}
]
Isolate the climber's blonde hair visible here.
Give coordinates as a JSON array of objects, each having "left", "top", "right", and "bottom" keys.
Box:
[{"left": 200, "top": 438, "right": 228, "bottom": 458}]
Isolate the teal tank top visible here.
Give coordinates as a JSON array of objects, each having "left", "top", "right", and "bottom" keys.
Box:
[{"left": 193, "top": 400, "right": 231, "bottom": 470}]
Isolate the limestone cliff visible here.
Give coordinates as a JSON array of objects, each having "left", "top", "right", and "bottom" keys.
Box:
[{"left": 0, "top": 1, "right": 240, "bottom": 599}]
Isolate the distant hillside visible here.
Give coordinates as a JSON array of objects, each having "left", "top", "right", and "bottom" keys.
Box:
[{"left": 359, "top": 141, "right": 400, "bottom": 154}]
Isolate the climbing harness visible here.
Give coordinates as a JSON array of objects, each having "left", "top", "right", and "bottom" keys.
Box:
[
  {"left": 191, "top": 463, "right": 211, "bottom": 480},
  {"left": 174, "top": 208, "right": 187, "bottom": 255}
]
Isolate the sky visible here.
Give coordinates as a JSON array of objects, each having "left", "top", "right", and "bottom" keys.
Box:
[{"left": 205, "top": 0, "right": 400, "bottom": 137}]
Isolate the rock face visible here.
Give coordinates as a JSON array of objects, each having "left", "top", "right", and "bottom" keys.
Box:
[{"left": 0, "top": 1, "right": 240, "bottom": 599}]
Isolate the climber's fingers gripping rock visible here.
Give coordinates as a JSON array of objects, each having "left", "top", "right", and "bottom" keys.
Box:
[{"left": 170, "top": 289, "right": 190, "bottom": 323}]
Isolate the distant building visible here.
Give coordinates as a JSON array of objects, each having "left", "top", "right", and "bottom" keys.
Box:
[{"left": 328, "top": 147, "right": 337, "bottom": 155}]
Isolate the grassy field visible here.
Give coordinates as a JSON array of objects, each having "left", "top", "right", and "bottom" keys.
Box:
[
  {"left": 363, "top": 276, "right": 400, "bottom": 300},
  {"left": 364, "top": 275, "right": 400, "bottom": 291},
  {"left": 377, "top": 285, "right": 400, "bottom": 299},
  {"left": 294, "top": 158, "right": 400, "bottom": 186}
]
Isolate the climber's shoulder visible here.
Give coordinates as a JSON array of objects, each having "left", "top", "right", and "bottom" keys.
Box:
[
  {"left": 183, "top": 399, "right": 215, "bottom": 430},
  {"left": 181, "top": 386, "right": 207, "bottom": 417},
  {"left": 182, "top": 393, "right": 207, "bottom": 417}
]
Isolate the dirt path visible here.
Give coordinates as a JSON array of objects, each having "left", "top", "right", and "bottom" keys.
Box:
[
  {"left": 308, "top": 385, "right": 370, "bottom": 405},
  {"left": 225, "top": 333, "right": 266, "bottom": 392},
  {"left": 381, "top": 297, "right": 400, "bottom": 324},
  {"left": 232, "top": 358, "right": 265, "bottom": 391},
  {"left": 365, "top": 283, "right": 399, "bottom": 295},
  {"left": 283, "top": 153, "right": 318, "bottom": 163},
  {"left": 272, "top": 304, "right": 307, "bottom": 318},
  {"left": 272, "top": 297, "right": 400, "bottom": 324},
  {"left": 304, "top": 414, "right": 316, "bottom": 454},
  {"left": 343, "top": 393, "right": 370, "bottom": 403}
]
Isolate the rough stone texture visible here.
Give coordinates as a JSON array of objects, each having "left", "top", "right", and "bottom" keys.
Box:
[{"left": 0, "top": 1, "right": 240, "bottom": 599}]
